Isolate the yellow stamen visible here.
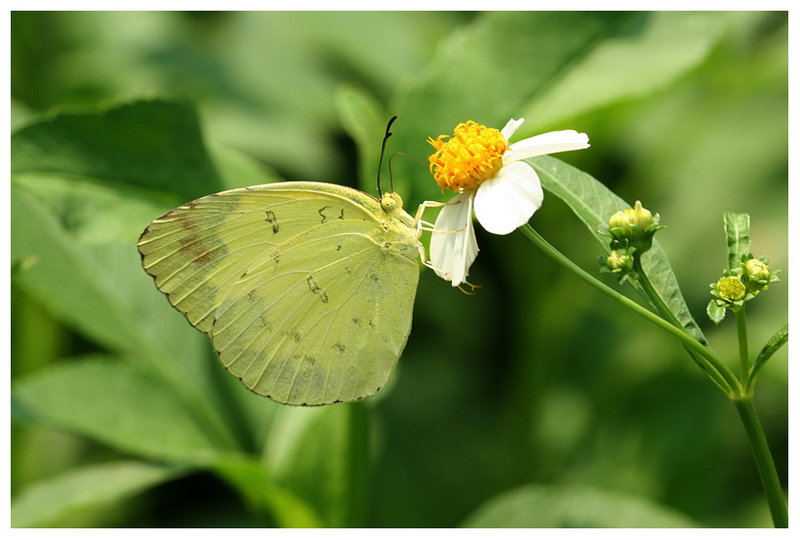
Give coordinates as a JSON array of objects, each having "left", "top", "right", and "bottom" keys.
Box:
[{"left": 427, "top": 121, "right": 509, "bottom": 191}]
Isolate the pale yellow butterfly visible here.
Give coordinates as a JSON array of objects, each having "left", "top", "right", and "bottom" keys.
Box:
[{"left": 137, "top": 119, "right": 441, "bottom": 406}]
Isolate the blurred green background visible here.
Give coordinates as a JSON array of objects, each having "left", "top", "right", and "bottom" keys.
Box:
[{"left": 11, "top": 11, "right": 787, "bottom": 527}]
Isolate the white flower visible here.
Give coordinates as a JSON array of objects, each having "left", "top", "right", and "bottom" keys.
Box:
[{"left": 427, "top": 118, "right": 589, "bottom": 287}]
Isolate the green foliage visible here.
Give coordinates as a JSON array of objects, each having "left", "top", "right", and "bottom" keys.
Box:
[
  {"left": 707, "top": 299, "right": 727, "bottom": 325},
  {"left": 11, "top": 11, "right": 786, "bottom": 527},
  {"left": 725, "top": 213, "right": 752, "bottom": 272},
  {"left": 517, "top": 12, "right": 731, "bottom": 133},
  {"left": 749, "top": 324, "right": 788, "bottom": 391},
  {"left": 11, "top": 461, "right": 188, "bottom": 527},
  {"left": 462, "top": 484, "right": 697, "bottom": 527},
  {"left": 12, "top": 357, "right": 225, "bottom": 461},
  {"left": 209, "top": 455, "right": 321, "bottom": 527},
  {"left": 708, "top": 212, "right": 781, "bottom": 324},
  {"left": 531, "top": 156, "right": 707, "bottom": 346},
  {"left": 11, "top": 100, "right": 223, "bottom": 200}
]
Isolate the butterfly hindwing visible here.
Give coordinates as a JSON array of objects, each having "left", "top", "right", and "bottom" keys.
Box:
[{"left": 213, "top": 220, "right": 418, "bottom": 404}]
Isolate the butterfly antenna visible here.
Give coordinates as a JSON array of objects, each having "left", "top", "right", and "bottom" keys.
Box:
[
  {"left": 388, "top": 151, "right": 427, "bottom": 180},
  {"left": 376, "top": 115, "right": 398, "bottom": 198}
]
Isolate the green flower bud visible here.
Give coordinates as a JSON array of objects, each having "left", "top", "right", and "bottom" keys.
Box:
[
  {"left": 606, "top": 201, "right": 662, "bottom": 253},
  {"left": 744, "top": 258, "right": 770, "bottom": 283},
  {"left": 741, "top": 257, "right": 778, "bottom": 295},
  {"left": 715, "top": 275, "right": 746, "bottom": 302},
  {"left": 631, "top": 200, "right": 653, "bottom": 230},
  {"left": 605, "top": 249, "right": 634, "bottom": 273},
  {"left": 608, "top": 210, "right": 632, "bottom": 239}
]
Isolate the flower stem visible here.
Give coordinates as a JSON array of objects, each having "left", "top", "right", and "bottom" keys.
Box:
[
  {"left": 632, "top": 258, "right": 740, "bottom": 395},
  {"left": 519, "top": 224, "right": 739, "bottom": 396},
  {"left": 736, "top": 305, "right": 750, "bottom": 383},
  {"left": 344, "top": 401, "right": 369, "bottom": 526},
  {"left": 520, "top": 223, "right": 786, "bottom": 526},
  {"left": 733, "top": 398, "right": 787, "bottom": 527}
]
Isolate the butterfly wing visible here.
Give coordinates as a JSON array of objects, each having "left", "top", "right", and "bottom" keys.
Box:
[{"left": 138, "top": 182, "right": 421, "bottom": 405}]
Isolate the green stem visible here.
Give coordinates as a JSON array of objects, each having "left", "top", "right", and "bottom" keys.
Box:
[
  {"left": 736, "top": 305, "right": 750, "bottom": 382},
  {"left": 733, "top": 398, "right": 787, "bottom": 527},
  {"left": 344, "top": 401, "right": 370, "bottom": 527},
  {"left": 519, "top": 225, "right": 739, "bottom": 397},
  {"left": 633, "top": 258, "right": 738, "bottom": 394}
]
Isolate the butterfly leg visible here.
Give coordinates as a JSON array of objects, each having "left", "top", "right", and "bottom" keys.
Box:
[
  {"left": 412, "top": 199, "right": 458, "bottom": 270},
  {"left": 413, "top": 200, "right": 481, "bottom": 294},
  {"left": 412, "top": 199, "right": 451, "bottom": 237},
  {"left": 417, "top": 245, "right": 481, "bottom": 295}
]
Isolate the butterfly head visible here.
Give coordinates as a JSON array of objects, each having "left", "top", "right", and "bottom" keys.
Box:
[{"left": 380, "top": 191, "right": 403, "bottom": 214}]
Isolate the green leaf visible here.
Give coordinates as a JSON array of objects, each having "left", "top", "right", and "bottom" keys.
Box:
[
  {"left": 9, "top": 101, "right": 221, "bottom": 362},
  {"left": 210, "top": 455, "right": 322, "bottom": 527},
  {"left": 13, "top": 172, "right": 181, "bottom": 246},
  {"left": 9, "top": 183, "right": 218, "bottom": 392},
  {"left": 263, "top": 403, "right": 368, "bottom": 527},
  {"left": 531, "top": 155, "right": 709, "bottom": 346},
  {"left": 12, "top": 357, "right": 225, "bottom": 462},
  {"left": 11, "top": 99, "right": 223, "bottom": 201},
  {"left": 518, "top": 12, "right": 731, "bottom": 133},
  {"left": 10, "top": 184, "right": 153, "bottom": 354},
  {"left": 334, "top": 84, "right": 387, "bottom": 193},
  {"left": 724, "top": 212, "right": 751, "bottom": 271},
  {"left": 391, "top": 11, "right": 627, "bottom": 203},
  {"left": 749, "top": 323, "right": 788, "bottom": 385},
  {"left": 388, "top": 12, "right": 730, "bottom": 205},
  {"left": 462, "top": 484, "right": 697, "bottom": 527},
  {"left": 12, "top": 461, "right": 188, "bottom": 527},
  {"left": 11, "top": 101, "right": 246, "bottom": 452},
  {"left": 209, "top": 142, "right": 283, "bottom": 191},
  {"left": 706, "top": 299, "right": 727, "bottom": 324}
]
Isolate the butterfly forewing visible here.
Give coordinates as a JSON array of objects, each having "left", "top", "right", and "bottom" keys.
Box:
[{"left": 138, "top": 182, "right": 421, "bottom": 405}]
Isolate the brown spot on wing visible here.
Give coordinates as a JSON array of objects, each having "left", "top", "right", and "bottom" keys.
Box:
[
  {"left": 318, "top": 206, "right": 346, "bottom": 224},
  {"left": 265, "top": 209, "right": 280, "bottom": 234},
  {"left": 177, "top": 232, "right": 214, "bottom": 268},
  {"left": 307, "top": 275, "right": 329, "bottom": 304}
]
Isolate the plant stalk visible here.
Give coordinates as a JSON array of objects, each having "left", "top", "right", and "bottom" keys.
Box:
[
  {"left": 736, "top": 306, "right": 750, "bottom": 383},
  {"left": 345, "top": 401, "right": 370, "bottom": 526},
  {"left": 733, "top": 398, "right": 787, "bottom": 527},
  {"left": 519, "top": 224, "right": 785, "bottom": 527},
  {"left": 632, "top": 257, "right": 738, "bottom": 393},
  {"left": 519, "top": 224, "right": 739, "bottom": 396}
]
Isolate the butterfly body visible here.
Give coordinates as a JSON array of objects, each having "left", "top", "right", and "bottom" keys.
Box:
[{"left": 138, "top": 181, "right": 422, "bottom": 405}]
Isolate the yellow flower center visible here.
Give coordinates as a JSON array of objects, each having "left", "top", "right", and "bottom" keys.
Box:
[
  {"left": 717, "top": 276, "right": 746, "bottom": 302},
  {"left": 427, "top": 121, "right": 509, "bottom": 191}
]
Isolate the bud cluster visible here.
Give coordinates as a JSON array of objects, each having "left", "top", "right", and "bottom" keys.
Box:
[
  {"left": 707, "top": 255, "right": 779, "bottom": 324},
  {"left": 607, "top": 201, "right": 664, "bottom": 252},
  {"left": 599, "top": 200, "right": 664, "bottom": 280}
]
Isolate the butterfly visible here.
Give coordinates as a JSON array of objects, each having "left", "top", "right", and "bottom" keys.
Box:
[{"left": 138, "top": 118, "right": 439, "bottom": 406}]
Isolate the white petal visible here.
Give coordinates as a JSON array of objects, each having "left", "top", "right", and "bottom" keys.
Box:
[
  {"left": 430, "top": 192, "right": 479, "bottom": 287},
  {"left": 504, "top": 130, "right": 589, "bottom": 163},
  {"left": 474, "top": 161, "right": 543, "bottom": 235},
  {"left": 500, "top": 118, "right": 525, "bottom": 140}
]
